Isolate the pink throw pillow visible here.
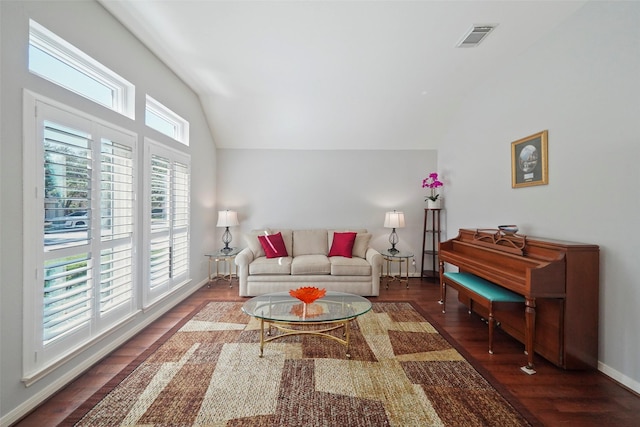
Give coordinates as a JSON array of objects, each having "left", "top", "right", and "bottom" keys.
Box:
[
  {"left": 258, "top": 232, "right": 288, "bottom": 258},
  {"left": 328, "top": 232, "right": 357, "bottom": 258}
]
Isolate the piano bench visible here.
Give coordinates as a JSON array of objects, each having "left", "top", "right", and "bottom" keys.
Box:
[{"left": 441, "top": 272, "right": 525, "bottom": 354}]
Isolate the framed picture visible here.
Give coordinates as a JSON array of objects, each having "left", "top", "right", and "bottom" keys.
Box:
[{"left": 511, "top": 130, "right": 548, "bottom": 188}]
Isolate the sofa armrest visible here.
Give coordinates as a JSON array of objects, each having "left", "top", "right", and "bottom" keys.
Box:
[
  {"left": 365, "top": 247, "right": 383, "bottom": 270},
  {"left": 365, "top": 247, "right": 383, "bottom": 296},
  {"left": 235, "top": 247, "right": 255, "bottom": 267},
  {"left": 235, "top": 248, "right": 254, "bottom": 297}
]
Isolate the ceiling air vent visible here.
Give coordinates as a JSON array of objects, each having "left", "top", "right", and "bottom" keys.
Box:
[{"left": 456, "top": 25, "right": 497, "bottom": 48}]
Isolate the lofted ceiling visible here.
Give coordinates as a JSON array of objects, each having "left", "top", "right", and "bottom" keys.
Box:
[{"left": 99, "top": 0, "right": 587, "bottom": 150}]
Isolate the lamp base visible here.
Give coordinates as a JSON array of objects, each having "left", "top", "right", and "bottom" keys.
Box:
[
  {"left": 221, "top": 227, "right": 233, "bottom": 253},
  {"left": 387, "top": 228, "right": 399, "bottom": 254}
]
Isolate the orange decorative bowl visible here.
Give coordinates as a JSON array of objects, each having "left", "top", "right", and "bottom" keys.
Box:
[{"left": 289, "top": 286, "right": 326, "bottom": 304}]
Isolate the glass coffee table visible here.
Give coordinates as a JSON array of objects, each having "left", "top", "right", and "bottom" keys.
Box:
[{"left": 242, "top": 291, "right": 372, "bottom": 358}]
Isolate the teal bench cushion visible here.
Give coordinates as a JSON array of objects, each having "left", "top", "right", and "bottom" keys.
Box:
[{"left": 444, "top": 272, "right": 524, "bottom": 303}]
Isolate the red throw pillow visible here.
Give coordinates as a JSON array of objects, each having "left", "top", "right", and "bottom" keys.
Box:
[
  {"left": 328, "top": 232, "right": 357, "bottom": 258},
  {"left": 257, "top": 232, "right": 288, "bottom": 258}
]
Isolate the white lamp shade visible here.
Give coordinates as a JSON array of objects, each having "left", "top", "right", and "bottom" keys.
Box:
[
  {"left": 384, "top": 211, "right": 405, "bottom": 228},
  {"left": 216, "top": 210, "right": 239, "bottom": 227}
]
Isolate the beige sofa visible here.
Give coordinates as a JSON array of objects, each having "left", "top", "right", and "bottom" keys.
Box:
[{"left": 235, "top": 229, "right": 382, "bottom": 297}]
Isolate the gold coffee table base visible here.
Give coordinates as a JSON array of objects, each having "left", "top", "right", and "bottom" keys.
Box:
[{"left": 259, "top": 317, "right": 354, "bottom": 358}]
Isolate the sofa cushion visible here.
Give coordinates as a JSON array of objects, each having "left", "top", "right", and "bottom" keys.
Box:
[
  {"left": 249, "top": 256, "right": 292, "bottom": 275},
  {"left": 245, "top": 229, "right": 271, "bottom": 258},
  {"left": 328, "top": 229, "right": 369, "bottom": 258},
  {"left": 330, "top": 256, "right": 372, "bottom": 276},
  {"left": 291, "top": 255, "right": 331, "bottom": 275},
  {"left": 328, "top": 232, "right": 357, "bottom": 258},
  {"left": 292, "top": 230, "right": 328, "bottom": 257},
  {"left": 258, "top": 232, "right": 288, "bottom": 258},
  {"left": 268, "top": 229, "right": 293, "bottom": 256},
  {"left": 352, "top": 233, "right": 372, "bottom": 259}
]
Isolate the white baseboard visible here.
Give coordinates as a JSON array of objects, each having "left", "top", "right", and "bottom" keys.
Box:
[
  {"left": 598, "top": 361, "right": 640, "bottom": 395},
  {"left": 0, "top": 279, "right": 207, "bottom": 427}
]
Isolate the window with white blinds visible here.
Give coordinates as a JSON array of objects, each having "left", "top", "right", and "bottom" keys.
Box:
[
  {"left": 144, "top": 141, "right": 190, "bottom": 306},
  {"left": 24, "top": 95, "right": 137, "bottom": 378}
]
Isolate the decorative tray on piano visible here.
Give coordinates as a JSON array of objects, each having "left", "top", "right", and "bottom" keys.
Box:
[{"left": 472, "top": 228, "right": 526, "bottom": 256}]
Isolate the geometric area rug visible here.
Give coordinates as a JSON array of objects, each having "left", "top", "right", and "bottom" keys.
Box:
[{"left": 63, "top": 301, "right": 539, "bottom": 426}]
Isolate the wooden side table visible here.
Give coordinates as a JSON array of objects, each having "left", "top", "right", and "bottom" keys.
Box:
[
  {"left": 205, "top": 248, "right": 242, "bottom": 287},
  {"left": 379, "top": 250, "right": 414, "bottom": 289},
  {"left": 421, "top": 208, "right": 442, "bottom": 279}
]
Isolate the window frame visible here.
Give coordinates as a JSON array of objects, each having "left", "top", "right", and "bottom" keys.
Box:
[
  {"left": 145, "top": 95, "right": 190, "bottom": 146},
  {"left": 22, "top": 20, "right": 194, "bottom": 386},
  {"left": 28, "top": 19, "right": 135, "bottom": 119},
  {"left": 22, "top": 91, "right": 139, "bottom": 384},
  {"left": 142, "top": 139, "right": 191, "bottom": 308}
]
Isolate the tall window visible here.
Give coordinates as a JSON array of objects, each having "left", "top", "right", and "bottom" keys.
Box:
[
  {"left": 23, "top": 23, "right": 193, "bottom": 383},
  {"left": 23, "top": 94, "right": 136, "bottom": 381},
  {"left": 144, "top": 141, "right": 191, "bottom": 306}
]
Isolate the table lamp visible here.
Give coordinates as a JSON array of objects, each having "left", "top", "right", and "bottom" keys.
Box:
[
  {"left": 384, "top": 210, "right": 405, "bottom": 254},
  {"left": 217, "top": 210, "right": 239, "bottom": 253}
]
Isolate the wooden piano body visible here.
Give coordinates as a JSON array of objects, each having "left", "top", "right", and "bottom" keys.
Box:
[{"left": 439, "top": 228, "right": 599, "bottom": 370}]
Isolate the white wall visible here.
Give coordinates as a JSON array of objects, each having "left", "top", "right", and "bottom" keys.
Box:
[
  {"left": 0, "top": 1, "right": 217, "bottom": 423},
  {"left": 439, "top": 1, "right": 640, "bottom": 392},
  {"left": 216, "top": 149, "right": 438, "bottom": 269}
]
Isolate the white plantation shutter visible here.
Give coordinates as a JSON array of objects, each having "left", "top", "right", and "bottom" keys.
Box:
[
  {"left": 24, "top": 97, "right": 137, "bottom": 377},
  {"left": 43, "top": 254, "right": 92, "bottom": 345},
  {"left": 99, "top": 245, "right": 133, "bottom": 315},
  {"left": 149, "top": 154, "right": 171, "bottom": 294},
  {"left": 43, "top": 121, "right": 92, "bottom": 250},
  {"left": 144, "top": 142, "right": 190, "bottom": 305},
  {"left": 38, "top": 109, "right": 95, "bottom": 362},
  {"left": 100, "top": 139, "right": 134, "bottom": 241},
  {"left": 99, "top": 136, "right": 135, "bottom": 317},
  {"left": 171, "top": 161, "right": 190, "bottom": 280},
  {"left": 149, "top": 236, "right": 171, "bottom": 292},
  {"left": 150, "top": 155, "right": 171, "bottom": 232}
]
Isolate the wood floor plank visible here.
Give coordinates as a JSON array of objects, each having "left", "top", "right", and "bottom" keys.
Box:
[{"left": 12, "top": 278, "right": 640, "bottom": 426}]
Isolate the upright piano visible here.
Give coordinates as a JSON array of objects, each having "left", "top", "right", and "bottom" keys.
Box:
[{"left": 439, "top": 228, "right": 599, "bottom": 370}]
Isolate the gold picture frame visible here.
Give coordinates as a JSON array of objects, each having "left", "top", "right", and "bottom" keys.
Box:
[{"left": 511, "top": 130, "right": 548, "bottom": 188}]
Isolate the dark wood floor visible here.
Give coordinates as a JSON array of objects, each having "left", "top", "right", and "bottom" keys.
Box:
[{"left": 14, "top": 278, "right": 640, "bottom": 426}]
